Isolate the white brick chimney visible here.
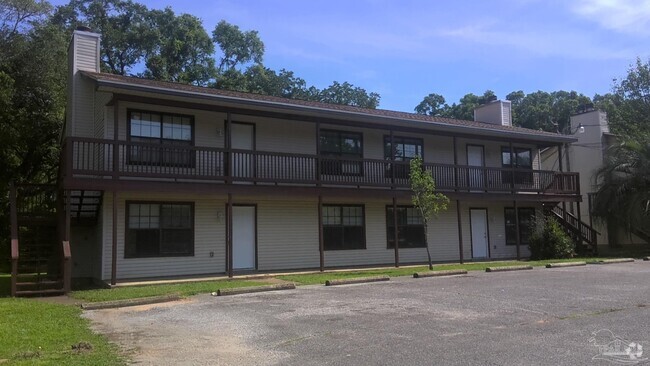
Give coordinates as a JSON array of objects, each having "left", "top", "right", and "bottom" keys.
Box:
[
  {"left": 66, "top": 27, "right": 101, "bottom": 137},
  {"left": 474, "top": 100, "right": 512, "bottom": 127}
]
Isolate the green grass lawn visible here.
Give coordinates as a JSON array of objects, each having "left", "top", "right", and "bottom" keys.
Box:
[
  {"left": 0, "top": 298, "right": 124, "bottom": 365},
  {"left": 278, "top": 257, "right": 605, "bottom": 285},
  {"left": 70, "top": 279, "right": 268, "bottom": 303}
]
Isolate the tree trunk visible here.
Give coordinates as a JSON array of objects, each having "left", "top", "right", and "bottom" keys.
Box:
[{"left": 424, "top": 223, "right": 433, "bottom": 270}]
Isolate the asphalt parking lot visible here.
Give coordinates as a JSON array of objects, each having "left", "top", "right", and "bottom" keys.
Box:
[{"left": 84, "top": 262, "right": 650, "bottom": 366}]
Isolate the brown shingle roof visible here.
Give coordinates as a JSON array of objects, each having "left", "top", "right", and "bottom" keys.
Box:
[{"left": 80, "top": 71, "right": 571, "bottom": 141}]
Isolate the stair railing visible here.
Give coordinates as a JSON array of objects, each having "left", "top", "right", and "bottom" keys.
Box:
[
  {"left": 62, "top": 241, "right": 71, "bottom": 293},
  {"left": 9, "top": 182, "right": 18, "bottom": 297}
]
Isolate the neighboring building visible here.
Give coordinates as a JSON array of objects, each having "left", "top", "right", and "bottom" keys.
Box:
[
  {"left": 9, "top": 30, "right": 583, "bottom": 295},
  {"left": 541, "top": 109, "right": 648, "bottom": 249}
]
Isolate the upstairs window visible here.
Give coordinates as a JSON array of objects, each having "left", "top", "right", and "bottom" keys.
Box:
[
  {"left": 319, "top": 129, "right": 363, "bottom": 176},
  {"left": 501, "top": 147, "right": 532, "bottom": 168},
  {"left": 501, "top": 147, "right": 533, "bottom": 185},
  {"left": 384, "top": 136, "right": 423, "bottom": 179},
  {"left": 128, "top": 110, "right": 194, "bottom": 167}
]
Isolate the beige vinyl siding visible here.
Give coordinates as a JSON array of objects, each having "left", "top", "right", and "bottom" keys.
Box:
[
  {"left": 459, "top": 201, "right": 537, "bottom": 260},
  {"left": 101, "top": 192, "right": 225, "bottom": 280},
  {"left": 256, "top": 199, "right": 320, "bottom": 270},
  {"left": 74, "top": 34, "right": 100, "bottom": 72},
  {"left": 94, "top": 92, "right": 111, "bottom": 139},
  {"left": 68, "top": 32, "right": 99, "bottom": 139}
]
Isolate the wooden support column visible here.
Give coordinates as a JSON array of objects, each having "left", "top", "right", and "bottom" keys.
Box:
[
  {"left": 112, "top": 100, "right": 119, "bottom": 178},
  {"left": 318, "top": 195, "right": 324, "bottom": 272},
  {"left": 514, "top": 200, "right": 521, "bottom": 260},
  {"left": 111, "top": 191, "right": 117, "bottom": 285},
  {"left": 316, "top": 122, "right": 321, "bottom": 186},
  {"left": 392, "top": 196, "right": 399, "bottom": 268},
  {"left": 390, "top": 130, "right": 395, "bottom": 189},
  {"left": 577, "top": 201, "right": 583, "bottom": 246},
  {"left": 225, "top": 112, "right": 232, "bottom": 184},
  {"left": 64, "top": 190, "right": 71, "bottom": 242},
  {"left": 509, "top": 141, "right": 515, "bottom": 195},
  {"left": 111, "top": 99, "right": 119, "bottom": 286},
  {"left": 227, "top": 193, "right": 233, "bottom": 278},
  {"left": 558, "top": 144, "right": 566, "bottom": 212},
  {"left": 453, "top": 137, "right": 458, "bottom": 192},
  {"left": 456, "top": 200, "right": 464, "bottom": 264}
]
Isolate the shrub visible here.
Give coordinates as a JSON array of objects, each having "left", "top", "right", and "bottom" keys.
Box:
[{"left": 528, "top": 216, "right": 575, "bottom": 260}]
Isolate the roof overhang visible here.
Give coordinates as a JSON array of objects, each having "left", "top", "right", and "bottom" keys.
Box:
[{"left": 84, "top": 73, "right": 578, "bottom": 146}]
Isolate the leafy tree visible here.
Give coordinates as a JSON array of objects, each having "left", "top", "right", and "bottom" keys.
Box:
[
  {"left": 414, "top": 93, "right": 447, "bottom": 116},
  {"left": 51, "top": 0, "right": 156, "bottom": 75},
  {"left": 215, "top": 65, "right": 311, "bottom": 99},
  {"left": 598, "top": 58, "right": 650, "bottom": 137},
  {"left": 0, "top": 0, "right": 51, "bottom": 40},
  {"left": 144, "top": 7, "right": 215, "bottom": 85},
  {"left": 505, "top": 90, "right": 525, "bottom": 122},
  {"left": 409, "top": 156, "right": 449, "bottom": 270},
  {"left": 510, "top": 90, "right": 591, "bottom": 132},
  {"left": 212, "top": 20, "right": 264, "bottom": 73},
  {"left": 592, "top": 135, "right": 650, "bottom": 246},
  {"left": 312, "top": 81, "right": 380, "bottom": 109},
  {"left": 415, "top": 90, "right": 495, "bottom": 120},
  {"left": 0, "top": 11, "right": 67, "bottom": 267}
]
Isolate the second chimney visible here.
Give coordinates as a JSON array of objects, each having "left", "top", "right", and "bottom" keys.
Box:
[{"left": 474, "top": 100, "right": 512, "bottom": 127}]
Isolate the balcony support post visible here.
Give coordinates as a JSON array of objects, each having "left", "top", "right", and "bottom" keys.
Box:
[
  {"left": 316, "top": 122, "right": 321, "bottom": 186},
  {"left": 318, "top": 195, "right": 324, "bottom": 272},
  {"left": 112, "top": 99, "right": 119, "bottom": 179},
  {"left": 225, "top": 113, "right": 232, "bottom": 184},
  {"left": 390, "top": 130, "right": 395, "bottom": 189},
  {"left": 111, "top": 191, "right": 117, "bottom": 286},
  {"left": 514, "top": 200, "right": 521, "bottom": 260},
  {"left": 453, "top": 137, "right": 458, "bottom": 192},
  {"left": 456, "top": 200, "right": 464, "bottom": 264},
  {"left": 393, "top": 196, "right": 399, "bottom": 268},
  {"left": 509, "top": 141, "right": 515, "bottom": 195},
  {"left": 227, "top": 192, "right": 233, "bottom": 278},
  {"left": 558, "top": 144, "right": 566, "bottom": 212}
]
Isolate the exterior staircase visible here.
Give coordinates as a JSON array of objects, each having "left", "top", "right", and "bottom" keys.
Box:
[
  {"left": 9, "top": 183, "right": 103, "bottom": 296},
  {"left": 544, "top": 204, "right": 599, "bottom": 255},
  {"left": 9, "top": 184, "right": 68, "bottom": 296}
]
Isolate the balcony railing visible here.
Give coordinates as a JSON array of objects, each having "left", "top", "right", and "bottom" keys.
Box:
[{"left": 64, "top": 137, "right": 579, "bottom": 195}]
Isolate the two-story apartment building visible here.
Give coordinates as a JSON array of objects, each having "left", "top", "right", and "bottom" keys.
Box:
[{"left": 9, "top": 29, "right": 582, "bottom": 294}]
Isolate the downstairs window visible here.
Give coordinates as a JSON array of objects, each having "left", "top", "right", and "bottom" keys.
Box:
[{"left": 126, "top": 202, "right": 194, "bottom": 258}]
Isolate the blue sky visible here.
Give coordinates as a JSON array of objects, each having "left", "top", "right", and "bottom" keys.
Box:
[{"left": 55, "top": 0, "right": 650, "bottom": 112}]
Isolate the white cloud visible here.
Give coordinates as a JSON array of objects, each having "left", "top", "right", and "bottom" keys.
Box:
[
  {"left": 571, "top": 0, "right": 650, "bottom": 35},
  {"left": 438, "top": 22, "right": 636, "bottom": 60}
]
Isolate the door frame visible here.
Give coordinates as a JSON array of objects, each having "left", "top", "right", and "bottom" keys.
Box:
[
  {"left": 225, "top": 203, "right": 258, "bottom": 271},
  {"left": 227, "top": 121, "right": 257, "bottom": 150},
  {"left": 466, "top": 144, "right": 485, "bottom": 167},
  {"left": 469, "top": 207, "right": 491, "bottom": 259},
  {"left": 466, "top": 144, "right": 486, "bottom": 191},
  {"left": 227, "top": 121, "right": 257, "bottom": 181}
]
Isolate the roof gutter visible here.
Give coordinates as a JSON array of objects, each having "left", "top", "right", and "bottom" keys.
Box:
[{"left": 89, "top": 76, "right": 577, "bottom": 144}]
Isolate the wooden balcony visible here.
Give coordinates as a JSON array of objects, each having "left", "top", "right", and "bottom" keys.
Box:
[{"left": 63, "top": 137, "right": 580, "bottom": 197}]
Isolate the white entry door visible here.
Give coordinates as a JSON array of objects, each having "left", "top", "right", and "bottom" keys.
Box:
[
  {"left": 470, "top": 209, "right": 489, "bottom": 259},
  {"left": 232, "top": 206, "right": 256, "bottom": 270},
  {"left": 231, "top": 123, "right": 254, "bottom": 178},
  {"left": 467, "top": 145, "right": 485, "bottom": 190}
]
